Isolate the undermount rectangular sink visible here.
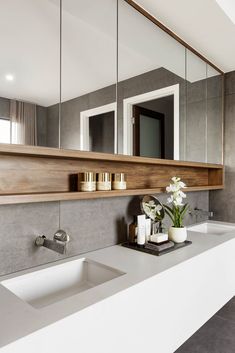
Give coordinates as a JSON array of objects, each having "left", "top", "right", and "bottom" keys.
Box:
[
  {"left": 187, "top": 222, "right": 235, "bottom": 235},
  {"left": 1, "top": 258, "right": 125, "bottom": 309}
]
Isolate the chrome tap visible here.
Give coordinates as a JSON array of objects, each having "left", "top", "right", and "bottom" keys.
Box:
[
  {"left": 189, "top": 207, "right": 214, "bottom": 219},
  {"left": 35, "top": 229, "right": 70, "bottom": 255}
]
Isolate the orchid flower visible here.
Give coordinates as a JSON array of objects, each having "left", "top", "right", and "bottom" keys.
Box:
[{"left": 164, "top": 177, "right": 189, "bottom": 228}]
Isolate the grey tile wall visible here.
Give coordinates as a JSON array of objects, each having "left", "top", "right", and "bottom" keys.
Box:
[
  {"left": 210, "top": 71, "right": 235, "bottom": 222},
  {"left": 45, "top": 66, "right": 222, "bottom": 164},
  {"left": 0, "top": 97, "right": 10, "bottom": 118},
  {"left": 186, "top": 100, "right": 207, "bottom": 162},
  {"left": 60, "top": 85, "right": 116, "bottom": 150},
  {"left": 0, "top": 191, "right": 208, "bottom": 276},
  {"left": 36, "top": 105, "right": 47, "bottom": 146},
  {"left": 47, "top": 103, "right": 60, "bottom": 148}
]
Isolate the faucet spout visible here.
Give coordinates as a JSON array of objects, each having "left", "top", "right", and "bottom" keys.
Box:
[
  {"left": 189, "top": 207, "right": 214, "bottom": 219},
  {"left": 35, "top": 229, "right": 70, "bottom": 255}
]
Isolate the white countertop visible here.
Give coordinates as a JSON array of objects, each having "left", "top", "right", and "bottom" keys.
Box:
[{"left": 0, "top": 220, "right": 235, "bottom": 349}]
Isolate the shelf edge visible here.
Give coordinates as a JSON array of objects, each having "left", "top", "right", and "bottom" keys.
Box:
[{"left": 0, "top": 185, "right": 224, "bottom": 205}]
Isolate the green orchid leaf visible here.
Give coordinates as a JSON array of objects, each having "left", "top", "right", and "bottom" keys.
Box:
[
  {"left": 181, "top": 204, "right": 189, "bottom": 218},
  {"left": 164, "top": 208, "right": 174, "bottom": 223},
  {"left": 179, "top": 203, "right": 187, "bottom": 215}
]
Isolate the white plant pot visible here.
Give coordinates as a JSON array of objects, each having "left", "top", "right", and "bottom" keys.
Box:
[{"left": 168, "top": 226, "right": 187, "bottom": 243}]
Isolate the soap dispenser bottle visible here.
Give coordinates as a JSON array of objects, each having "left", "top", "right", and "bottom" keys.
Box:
[
  {"left": 137, "top": 214, "right": 146, "bottom": 247},
  {"left": 128, "top": 216, "right": 138, "bottom": 244}
]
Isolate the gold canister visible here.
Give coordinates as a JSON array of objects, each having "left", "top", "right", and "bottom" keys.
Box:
[
  {"left": 97, "top": 172, "right": 111, "bottom": 191},
  {"left": 112, "top": 173, "right": 127, "bottom": 190},
  {"left": 79, "top": 172, "right": 96, "bottom": 192}
]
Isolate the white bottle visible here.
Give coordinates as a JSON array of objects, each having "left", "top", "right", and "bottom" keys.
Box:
[
  {"left": 137, "top": 215, "right": 146, "bottom": 246},
  {"left": 145, "top": 218, "right": 151, "bottom": 242}
]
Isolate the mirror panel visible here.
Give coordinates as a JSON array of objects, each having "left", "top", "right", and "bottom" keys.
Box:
[
  {"left": 60, "top": 0, "right": 117, "bottom": 153},
  {"left": 117, "top": 0, "right": 186, "bottom": 160},
  {"left": 0, "top": 0, "right": 60, "bottom": 148},
  {"left": 117, "top": 1, "right": 223, "bottom": 164},
  {"left": 186, "top": 50, "right": 223, "bottom": 164},
  {"left": 0, "top": 0, "right": 223, "bottom": 165},
  {"left": 206, "top": 65, "right": 223, "bottom": 164},
  {"left": 185, "top": 50, "right": 207, "bottom": 162}
]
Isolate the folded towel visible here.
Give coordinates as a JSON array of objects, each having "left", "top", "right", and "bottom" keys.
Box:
[{"left": 144, "top": 241, "right": 175, "bottom": 252}]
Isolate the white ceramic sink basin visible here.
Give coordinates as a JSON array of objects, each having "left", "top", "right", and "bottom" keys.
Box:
[
  {"left": 1, "top": 258, "right": 125, "bottom": 309},
  {"left": 187, "top": 222, "right": 235, "bottom": 235}
]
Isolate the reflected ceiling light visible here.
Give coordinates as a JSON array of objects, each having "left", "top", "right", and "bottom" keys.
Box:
[
  {"left": 5, "top": 74, "right": 14, "bottom": 81},
  {"left": 216, "top": 0, "right": 235, "bottom": 24}
]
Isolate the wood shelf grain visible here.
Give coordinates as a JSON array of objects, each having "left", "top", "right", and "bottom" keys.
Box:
[
  {"left": 0, "top": 143, "right": 224, "bottom": 205},
  {"left": 0, "top": 185, "right": 224, "bottom": 205},
  {"left": 0, "top": 143, "right": 222, "bottom": 168}
]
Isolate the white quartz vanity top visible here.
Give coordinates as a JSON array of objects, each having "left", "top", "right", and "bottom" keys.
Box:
[{"left": 0, "top": 220, "right": 235, "bottom": 349}]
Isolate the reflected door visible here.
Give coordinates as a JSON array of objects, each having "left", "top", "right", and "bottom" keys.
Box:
[
  {"left": 133, "top": 106, "right": 164, "bottom": 158},
  {"left": 89, "top": 111, "right": 115, "bottom": 153}
]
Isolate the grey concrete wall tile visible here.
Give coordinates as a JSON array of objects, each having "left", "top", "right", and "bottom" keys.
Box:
[
  {"left": 47, "top": 104, "right": 59, "bottom": 148},
  {"left": 0, "top": 191, "right": 208, "bottom": 277},
  {"left": 187, "top": 79, "right": 207, "bottom": 104},
  {"left": 59, "top": 197, "right": 133, "bottom": 256},
  {"left": 186, "top": 101, "right": 207, "bottom": 162},
  {"left": 225, "top": 71, "right": 235, "bottom": 95},
  {"left": 36, "top": 105, "right": 47, "bottom": 147},
  {"left": 207, "top": 97, "right": 223, "bottom": 164},
  {"left": 224, "top": 93, "right": 235, "bottom": 169},
  {"left": 210, "top": 72, "right": 235, "bottom": 222},
  {"left": 0, "top": 97, "right": 10, "bottom": 117},
  {"left": 207, "top": 74, "right": 223, "bottom": 99},
  {"left": 60, "top": 85, "right": 116, "bottom": 150},
  {"left": 210, "top": 171, "right": 235, "bottom": 222},
  {"left": 0, "top": 202, "right": 60, "bottom": 276}
]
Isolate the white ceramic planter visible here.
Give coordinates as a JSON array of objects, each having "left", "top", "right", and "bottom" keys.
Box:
[{"left": 168, "top": 226, "right": 187, "bottom": 243}]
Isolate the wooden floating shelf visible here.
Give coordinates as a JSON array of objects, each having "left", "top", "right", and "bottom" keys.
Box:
[
  {"left": 0, "top": 143, "right": 223, "bottom": 168},
  {"left": 0, "top": 144, "right": 224, "bottom": 205},
  {"left": 0, "top": 185, "right": 224, "bottom": 205}
]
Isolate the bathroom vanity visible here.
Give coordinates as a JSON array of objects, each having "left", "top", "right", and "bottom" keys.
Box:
[
  {"left": 0, "top": 1, "right": 229, "bottom": 352},
  {"left": 0, "top": 221, "right": 234, "bottom": 353}
]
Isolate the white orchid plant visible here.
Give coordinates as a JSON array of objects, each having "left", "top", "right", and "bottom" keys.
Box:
[{"left": 164, "top": 177, "right": 189, "bottom": 228}]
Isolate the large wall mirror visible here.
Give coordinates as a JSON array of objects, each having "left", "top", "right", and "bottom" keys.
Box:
[
  {"left": 117, "top": 0, "right": 223, "bottom": 164},
  {"left": 0, "top": 0, "right": 223, "bottom": 165},
  {"left": 60, "top": 0, "right": 117, "bottom": 153},
  {"left": 0, "top": 0, "right": 61, "bottom": 148}
]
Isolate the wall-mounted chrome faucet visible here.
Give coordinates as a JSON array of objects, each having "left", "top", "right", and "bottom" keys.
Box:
[
  {"left": 35, "top": 229, "right": 70, "bottom": 255},
  {"left": 189, "top": 207, "right": 214, "bottom": 220}
]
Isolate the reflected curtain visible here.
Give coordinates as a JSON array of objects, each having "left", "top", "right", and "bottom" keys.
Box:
[{"left": 10, "top": 100, "right": 37, "bottom": 145}]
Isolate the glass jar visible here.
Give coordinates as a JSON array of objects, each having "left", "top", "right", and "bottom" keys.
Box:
[
  {"left": 79, "top": 172, "right": 96, "bottom": 192},
  {"left": 112, "top": 173, "right": 126, "bottom": 190},
  {"left": 97, "top": 172, "right": 111, "bottom": 191}
]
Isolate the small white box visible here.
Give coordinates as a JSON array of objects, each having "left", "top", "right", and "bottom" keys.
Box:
[{"left": 150, "top": 233, "right": 168, "bottom": 243}]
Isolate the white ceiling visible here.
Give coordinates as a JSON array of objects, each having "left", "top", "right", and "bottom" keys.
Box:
[
  {"left": 135, "top": 0, "right": 235, "bottom": 73},
  {"left": 0, "top": 0, "right": 231, "bottom": 107}
]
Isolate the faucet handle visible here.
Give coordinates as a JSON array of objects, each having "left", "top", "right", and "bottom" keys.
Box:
[
  {"left": 54, "top": 229, "right": 70, "bottom": 243},
  {"left": 35, "top": 235, "right": 46, "bottom": 246}
]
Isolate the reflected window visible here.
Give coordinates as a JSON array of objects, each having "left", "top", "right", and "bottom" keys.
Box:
[{"left": 0, "top": 118, "right": 10, "bottom": 143}]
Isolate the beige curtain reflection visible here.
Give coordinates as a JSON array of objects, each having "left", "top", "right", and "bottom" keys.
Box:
[{"left": 10, "top": 100, "right": 37, "bottom": 145}]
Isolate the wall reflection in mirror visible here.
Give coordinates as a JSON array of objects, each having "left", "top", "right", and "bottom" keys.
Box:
[
  {"left": 0, "top": 0, "right": 223, "bottom": 165},
  {"left": 0, "top": 0, "right": 60, "bottom": 148},
  {"left": 60, "top": 0, "right": 117, "bottom": 153},
  {"left": 117, "top": 0, "right": 223, "bottom": 164}
]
